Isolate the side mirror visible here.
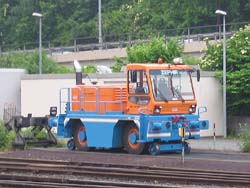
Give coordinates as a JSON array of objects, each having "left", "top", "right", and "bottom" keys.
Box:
[
  {"left": 197, "top": 69, "right": 200, "bottom": 82},
  {"left": 198, "top": 106, "right": 207, "bottom": 115}
]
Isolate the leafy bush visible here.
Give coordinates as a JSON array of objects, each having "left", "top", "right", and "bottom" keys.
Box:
[
  {"left": 200, "top": 42, "right": 223, "bottom": 71},
  {"left": 127, "top": 37, "right": 183, "bottom": 63},
  {"left": 20, "top": 126, "right": 48, "bottom": 140},
  {"left": 111, "top": 37, "right": 184, "bottom": 72},
  {"left": 112, "top": 37, "right": 194, "bottom": 72},
  {"left": 0, "top": 121, "right": 15, "bottom": 150},
  {"left": 0, "top": 50, "right": 73, "bottom": 74},
  {"left": 240, "top": 123, "right": 250, "bottom": 152},
  {"left": 82, "top": 65, "right": 97, "bottom": 73},
  {"left": 112, "top": 56, "right": 127, "bottom": 72},
  {"left": 183, "top": 55, "right": 201, "bottom": 65},
  {"left": 34, "top": 129, "right": 48, "bottom": 140},
  {"left": 200, "top": 25, "right": 250, "bottom": 115}
]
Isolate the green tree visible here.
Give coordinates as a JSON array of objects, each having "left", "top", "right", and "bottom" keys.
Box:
[
  {"left": 1, "top": 0, "right": 250, "bottom": 51},
  {"left": 200, "top": 25, "right": 250, "bottom": 115},
  {"left": 102, "top": 0, "right": 250, "bottom": 40}
]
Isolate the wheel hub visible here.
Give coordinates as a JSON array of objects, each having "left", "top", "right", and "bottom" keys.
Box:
[
  {"left": 129, "top": 133, "right": 137, "bottom": 144},
  {"left": 79, "top": 130, "right": 86, "bottom": 142}
]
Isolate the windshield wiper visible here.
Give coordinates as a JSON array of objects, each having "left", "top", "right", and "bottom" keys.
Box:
[
  {"left": 169, "top": 75, "right": 175, "bottom": 96},
  {"left": 173, "top": 88, "right": 185, "bottom": 102}
]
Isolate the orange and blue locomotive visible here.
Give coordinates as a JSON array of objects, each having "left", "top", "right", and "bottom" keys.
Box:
[{"left": 51, "top": 60, "right": 209, "bottom": 155}]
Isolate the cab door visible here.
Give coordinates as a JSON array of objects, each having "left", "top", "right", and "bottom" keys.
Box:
[{"left": 126, "top": 70, "right": 151, "bottom": 114}]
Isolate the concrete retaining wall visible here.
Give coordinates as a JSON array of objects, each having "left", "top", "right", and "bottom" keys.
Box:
[{"left": 0, "top": 69, "right": 26, "bottom": 120}]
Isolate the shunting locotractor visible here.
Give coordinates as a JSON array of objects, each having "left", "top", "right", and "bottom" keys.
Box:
[{"left": 48, "top": 58, "right": 209, "bottom": 155}]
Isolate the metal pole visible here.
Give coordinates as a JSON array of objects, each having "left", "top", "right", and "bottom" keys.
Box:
[
  {"left": 98, "top": 0, "right": 102, "bottom": 49},
  {"left": 182, "top": 134, "right": 185, "bottom": 164},
  {"left": 213, "top": 123, "right": 216, "bottom": 149},
  {"left": 39, "top": 17, "right": 42, "bottom": 74},
  {"left": 219, "top": 24, "right": 221, "bottom": 40},
  {"left": 223, "top": 15, "right": 227, "bottom": 138}
]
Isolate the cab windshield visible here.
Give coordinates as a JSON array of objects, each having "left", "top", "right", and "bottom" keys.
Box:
[{"left": 150, "top": 70, "right": 194, "bottom": 101}]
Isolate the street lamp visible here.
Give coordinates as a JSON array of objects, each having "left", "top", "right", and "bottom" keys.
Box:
[
  {"left": 215, "top": 9, "right": 227, "bottom": 137},
  {"left": 98, "top": 0, "right": 102, "bottom": 49},
  {"left": 32, "top": 12, "right": 43, "bottom": 74}
]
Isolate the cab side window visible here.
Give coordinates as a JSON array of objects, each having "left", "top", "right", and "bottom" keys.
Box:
[
  {"left": 128, "top": 70, "right": 150, "bottom": 105},
  {"left": 128, "top": 70, "right": 149, "bottom": 94}
]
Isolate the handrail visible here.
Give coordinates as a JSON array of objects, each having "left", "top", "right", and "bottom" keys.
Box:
[
  {"left": 59, "top": 85, "right": 126, "bottom": 114},
  {"left": 59, "top": 88, "right": 72, "bottom": 114}
]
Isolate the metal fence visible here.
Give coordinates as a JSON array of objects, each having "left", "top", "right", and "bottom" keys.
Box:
[{"left": 0, "top": 21, "right": 249, "bottom": 54}]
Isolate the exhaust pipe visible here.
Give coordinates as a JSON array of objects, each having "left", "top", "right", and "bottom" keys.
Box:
[{"left": 73, "top": 60, "right": 82, "bottom": 85}]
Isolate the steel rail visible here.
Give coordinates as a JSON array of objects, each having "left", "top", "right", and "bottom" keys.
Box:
[
  {"left": 0, "top": 160, "right": 249, "bottom": 178},
  {"left": 0, "top": 156, "right": 248, "bottom": 176},
  {"left": 0, "top": 175, "right": 175, "bottom": 188},
  {"left": 0, "top": 157, "right": 249, "bottom": 186},
  {"left": 0, "top": 164, "right": 249, "bottom": 185}
]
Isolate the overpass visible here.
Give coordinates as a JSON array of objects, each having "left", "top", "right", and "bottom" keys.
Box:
[
  {"left": 51, "top": 40, "right": 213, "bottom": 67},
  {"left": 2, "top": 21, "right": 249, "bottom": 67},
  {"left": 48, "top": 25, "right": 239, "bottom": 67}
]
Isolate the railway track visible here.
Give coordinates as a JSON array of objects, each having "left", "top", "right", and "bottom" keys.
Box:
[
  {"left": 0, "top": 178, "right": 173, "bottom": 188},
  {"left": 0, "top": 156, "right": 249, "bottom": 187}
]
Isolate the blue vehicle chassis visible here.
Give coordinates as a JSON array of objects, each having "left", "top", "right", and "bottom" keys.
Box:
[{"left": 50, "top": 108, "right": 208, "bottom": 154}]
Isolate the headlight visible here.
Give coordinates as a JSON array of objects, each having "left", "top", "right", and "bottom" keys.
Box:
[
  {"left": 189, "top": 104, "right": 196, "bottom": 114},
  {"left": 154, "top": 105, "right": 162, "bottom": 114}
]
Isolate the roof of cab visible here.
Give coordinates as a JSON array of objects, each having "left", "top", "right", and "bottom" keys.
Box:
[{"left": 126, "top": 63, "right": 193, "bottom": 70}]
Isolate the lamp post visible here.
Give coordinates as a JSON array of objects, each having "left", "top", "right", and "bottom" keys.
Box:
[
  {"left": 32, "top": 12, "right": 43, "bottom": 74},
  {"left": 98, "top": 0, "right": 102, "bottom": 49},
  {"left": 215, "top": 9, "right": 227, "bottom": 137}
]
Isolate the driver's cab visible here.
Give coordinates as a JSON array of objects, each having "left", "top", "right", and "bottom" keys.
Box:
[{"left": 126, "top": 63, "right": 200, "bottom": 115}]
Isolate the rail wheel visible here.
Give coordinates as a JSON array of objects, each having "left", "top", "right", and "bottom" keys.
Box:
[
  {"left": 184, "top": 142, "right": 191, "bottom": 154},
  {"left": 73, "top": 122, "right": 89, "bottom": 151},
  {"left": 148, "top": 143, "right": 160, "bottom": 155},
  {"left": 123, "top": 125, "right": 145, "bottom": 154},
  {"left": 67, "top": 138, "right": 75, "bottom": 151}
]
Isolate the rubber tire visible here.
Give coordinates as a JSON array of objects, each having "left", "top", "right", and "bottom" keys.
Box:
[
  {"left": 73, "top": 122, "right": 89, "bottom": 151},
  {"left": 123, "top": 125, "right": 145, "bottom": 154}
]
